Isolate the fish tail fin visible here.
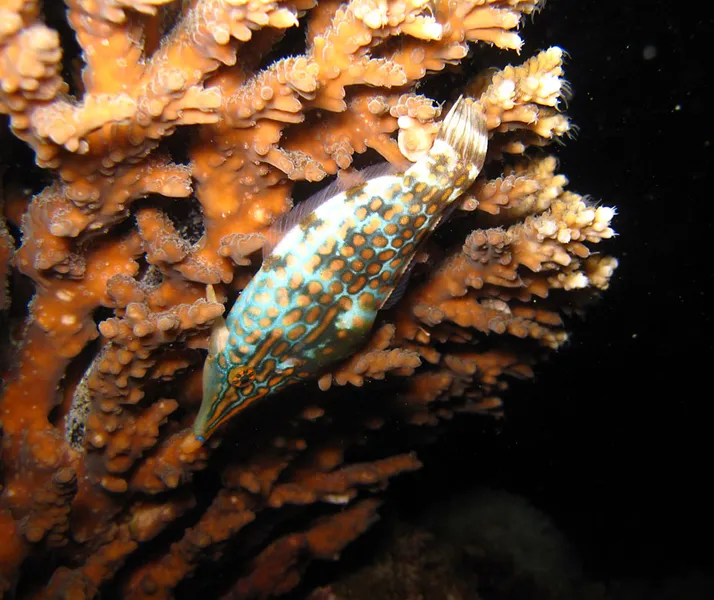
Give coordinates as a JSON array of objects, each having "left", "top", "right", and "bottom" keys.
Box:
[{"left": 436, "top": 95, "right": 488, "bottom": 176}]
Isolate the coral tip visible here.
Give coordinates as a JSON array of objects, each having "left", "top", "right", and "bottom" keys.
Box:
[{"left": 180, "top": 433, "right": 203, "bottom": 454}]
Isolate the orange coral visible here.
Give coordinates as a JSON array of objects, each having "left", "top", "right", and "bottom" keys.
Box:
[{"left": 0, "top": 0, "right": 616, "bottom": 597}]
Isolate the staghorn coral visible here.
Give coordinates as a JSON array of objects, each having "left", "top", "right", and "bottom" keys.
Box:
[{"left": 0, "top": 0, "right": 616, "bottom": 597}]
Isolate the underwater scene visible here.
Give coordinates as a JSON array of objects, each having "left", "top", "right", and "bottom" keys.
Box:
[{"left": 0, "top": 0, "right": 709, "bottom": 598}]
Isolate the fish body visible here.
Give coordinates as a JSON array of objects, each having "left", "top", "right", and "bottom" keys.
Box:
[{"left": 190, "top": 97, "right": 488, "bottom": 445}]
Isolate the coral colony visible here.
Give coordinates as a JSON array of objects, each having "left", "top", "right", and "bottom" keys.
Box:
[{"left": 0, "top": 0, "right": 616, "bottom": 597}]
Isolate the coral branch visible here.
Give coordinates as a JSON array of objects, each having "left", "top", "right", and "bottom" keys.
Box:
[{"left": 0, "top": 0, "right": 617, "bottom": 596}]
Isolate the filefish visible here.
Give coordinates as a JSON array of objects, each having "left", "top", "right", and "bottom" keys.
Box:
[{"left": 185, "top": 96, "right": 488, "bottom": 449}]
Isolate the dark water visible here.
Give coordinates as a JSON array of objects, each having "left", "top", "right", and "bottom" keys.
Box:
[
  {"left": 296, "top": 0, "right": 713, "bottom": 597},
  {"left": 412, "top": 0, "right": 712, "bottom": 583}
]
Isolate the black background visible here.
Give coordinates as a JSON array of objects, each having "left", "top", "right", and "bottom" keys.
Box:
[{"left": 389, "top": 0, "right": 713, "bottom": 585}]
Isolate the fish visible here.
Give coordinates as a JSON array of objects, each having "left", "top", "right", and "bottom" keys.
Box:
[{"left": 184, "top": 95, "right": 488, "bottom": 450}]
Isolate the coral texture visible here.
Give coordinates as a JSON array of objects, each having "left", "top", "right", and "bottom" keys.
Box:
[
  {"left": 0, "top": 0, "right": 616, "bottom": 597},
  {"left": 306, "top": 489, "right": 597, "bottom": 600}
]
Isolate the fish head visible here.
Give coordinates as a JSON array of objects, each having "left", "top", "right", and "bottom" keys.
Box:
[{"left": 193, "top": 356, "right": 260, "bottom": 443}]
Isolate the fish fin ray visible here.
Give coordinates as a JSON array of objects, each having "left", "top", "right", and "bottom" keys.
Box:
[
  {"left": 381, "top": 258, "right": 419, "bottom": 310},
  {"left": 263, "top": 164, "right": 398, "bottom": 257},
  {"left": 437, "top": 96, "right": 488, "bottom": 173},
  {"left": 206, "top": 285, "right": 228, "bottom": 355}
]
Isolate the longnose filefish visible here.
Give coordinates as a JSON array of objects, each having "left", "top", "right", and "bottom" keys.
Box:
[{"left": 183, "top": 96, "right": 488, "bottom": 451}]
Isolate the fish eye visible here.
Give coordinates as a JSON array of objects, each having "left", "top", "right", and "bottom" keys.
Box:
[{"left": 228, "top": 366, "right": 256, "bottom": 387}]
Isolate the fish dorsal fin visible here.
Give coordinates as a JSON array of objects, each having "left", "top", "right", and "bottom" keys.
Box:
[
  {"left": 340, "top": 162, "right": 398, "bottom": 188},
  {"left": 262, "top": 186, "right": 334, "bottom": 257},
  {"left": 263, "top": 162, "right": 398, "bottom": 257}
]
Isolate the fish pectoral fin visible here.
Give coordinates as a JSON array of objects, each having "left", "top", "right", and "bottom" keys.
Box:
[{"left": 380, "top": 252, "right": 424, "bottom": 310}]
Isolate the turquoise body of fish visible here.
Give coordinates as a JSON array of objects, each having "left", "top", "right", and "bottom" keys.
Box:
[{"left": 188, "top": 96, "right": 488, "bottom": 446}]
